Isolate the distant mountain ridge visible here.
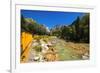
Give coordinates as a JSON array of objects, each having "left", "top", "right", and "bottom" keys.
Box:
[{"left": 21, "top": 13, "right": 89, "bottom": 43}]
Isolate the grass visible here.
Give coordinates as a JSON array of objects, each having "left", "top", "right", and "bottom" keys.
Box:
[
  {"left": 53, "top": 39, "right": 82, "bottom": 61},
  {"left": 33, "top": 46, "right": 42, "bottom": 52}
]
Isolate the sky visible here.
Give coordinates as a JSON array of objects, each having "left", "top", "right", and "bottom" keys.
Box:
[{"left": 21, "top": 10, "right": 85, "bottom": 29}]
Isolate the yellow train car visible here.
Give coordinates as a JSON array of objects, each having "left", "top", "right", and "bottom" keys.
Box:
[{"left": 21, "top": 32, "right": 33, "bottom": 63}]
